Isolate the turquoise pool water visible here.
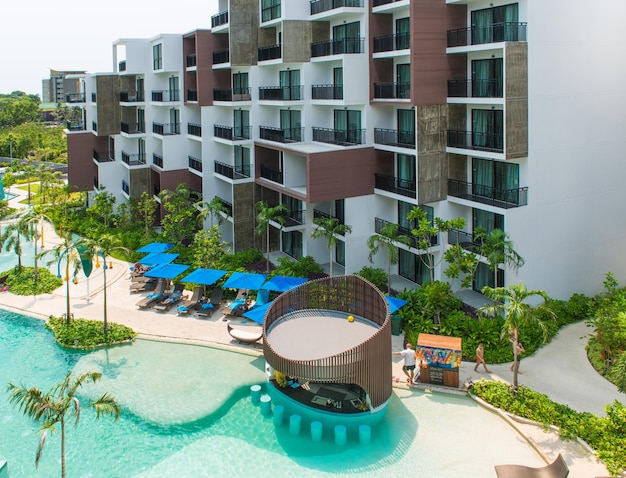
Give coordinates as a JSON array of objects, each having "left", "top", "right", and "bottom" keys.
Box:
[{"left": 0, "top": 310, "right": 541, "bottom": 477}]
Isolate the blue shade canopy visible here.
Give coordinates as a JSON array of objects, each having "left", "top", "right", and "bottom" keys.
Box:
[
  {"left": 136, "top": 242, "right": 174, "bottom": 253},
  {"left": 261, "top": 275, "right": 307, "bottom": 292},
  {"left": 138, "top": 253, "right": 179, "bottom": 266},
  {"left": 222, "top": 272, "right": 267, "bottom": 291},
  {"left": 386, "top": 296, "right": 408, "bottom": 314},
  {"left": 242, "top": 302, "right": 272, "bottom": 324},
  {"left": 144, "top": 263, "right": 190, "bottom": 279},
  {"left": 181, "top": 268, "right": 227, "bottom": 285}
]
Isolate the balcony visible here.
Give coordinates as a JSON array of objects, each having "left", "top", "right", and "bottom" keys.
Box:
[
  {"left": 313, "top": 209, "right": 346, "bottom": 234},
  {"left": 213, "top": 49, "right": 230, "bottom": 65},
  {"left": 152, "top": 122, "right": 181, "bottom": 135},
  {"left": 374, "top": 128, "right": 415, "bottom": 148},
  {"left": 373, "top": 82, "right": 410, "bottom": 100},
  {"left": 285, "top": 209, "right": 305, "bottom": 227},
  {"left": 120, "top": 90, "right": 144, "bottom": 102},
  {"left": 119, "top": 60, "right": 126, "bottom": 72},
  {"left": 447, "top": 130, "right": 503, "bottom": 153},
  {"left": 121, "top": 151, "right": 146, "bottom": 166},
  {"left": 187, "top": 89, "right": 198, "bottom": 101},
  {"left": 211, "top": 10, "right": 228, "bottom": 28},
  {"left": 216, "top": 197, "right": 233, "bottom": 217},
  {"left": 188, "top": 123, "right": 202, "bottom": 137},
  {"left": 214, "top": 161, "right": 251, "bottom": 180},
  {"left": 374, "top": 217, "right": 438, "bottom": 248},
  {"left": 66, "top": 93, "right": 85, "bottom": 103},
  {"left": 214, "top": 124, "right": 252, "bottom": 141},
  {"left": 311, "top": 84, "right": 343, "bottom": 100},
  {"left": 152, "top": 153, "right": 163, "bottom": 168},
  {"left": 91, "top": 93, "right": 97, "bottom": 102},
  {"left": 260, "top": 164, "right": 283, "bottom": 184},
  {"left": 310, "top": 0, "right": 363, "bottom": 15},
  {"left": 312, "top": 127, "right": 365, "bottom": 146},
  {"left": 259, "top": 126, "right": 304, "bottom": 143},
  {"left": 375, "top": 173, "right": 416, "bottom": 198},
  {"left": 258, "top": 86, "right": 303, "bottom": 101},
  {"left": 447, "top": 79, "right": 503, "bottom": 98},
  {"left": 373, "top": 33, "right": 410, "bottom": 53},
  {"left": 186, "top": 54, "right": 197, "bottom": 68},
  {"left": 311, "top": 38, "right": 365, "bottom": 57},
  {"left": 213, "top": 88, "right": 252, "bottom": 102},
  {"left": 261, "top": 4, "right": 281, "bottom": 23},
  {"left": 447, "top": 178, "right": 528, "bottom": 209},
  {"left": 189, "top": 156, "right": 202, "bottom": 173},
  {"left": 93, "top": 150, "right": 114, "bottom": 163},
  {"left": 258, "top": 45, "right": 281, "bottom": 62},
  {"left": 121, "top": 122, "right": 145, "bottom": 134},
  {"left": 448, "top": 229, "right": 480, "bottom": 253},
  {"left": 373, "top": 0, "right": 403, "bottom": 5},
  {"left": 447, "top": 23, "right": 527, "bottom": 48},
  {"left": 151, "top": 90, "right": 180, "bottom": 102},
  {"left": 66, "top": 121, "right": 85, "bottom": 131}
]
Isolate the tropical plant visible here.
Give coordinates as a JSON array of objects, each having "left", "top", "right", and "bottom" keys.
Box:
[
  {"left": 367, "top": 222, "right": 412, "bottom": 293},
  {"left": 357, "top": 266, "right": 388, "bottom": 292},
  {"left": 479, "top": 282, "right": 555, "bottom": 390},
  {"left": 0, "top": 214, "right": 29, "bottom": 269},
  {"left": 191, "top": 225, "right": 230, "bottom": 269},
  {"left": 200, "top": 196, "right": 228, "bottom": 227},
  {"left": 15, "top": 209, "right": 49, "bottom": 280},
  {"left": 7, "top": 371, "right": 120, "bottom": 478},
  {"left": 254, "top": 201, "right": 288, "bottom": 273},
  {"left": 310, "top": 216, "right": 352, "bottom": 277},
  {"left": 87, "top": 188, "right": 116, "bottom": 230},
  {"left": 159, "top": 184, "right": 200, "bottom": 245},
  {"left": 475, "top": 228, "right": 524, "bottom": 287}
]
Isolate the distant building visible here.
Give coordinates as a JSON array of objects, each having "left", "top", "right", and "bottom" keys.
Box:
[{"left": 42, "top": 69, "right": 86, "bottom": 104}]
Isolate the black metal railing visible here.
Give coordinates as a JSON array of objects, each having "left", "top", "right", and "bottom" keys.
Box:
[
  {"left": 66, "top": 121, "right": 85, "bottom": 131},
  {"left": 311, "top": 37, "right": 364, "bottom": 57},
  {"left": 188, "top": 123, "right": 202, "bottom": 136},
  {"left": 447, "top": 178, "right": 528, "bottom": 208},
  {"left": 312, "top": 127, "right": 365, "bottom": 145},
  {"left": 447, "top": 130, "right": 503, "bottom": 153},
  {"left": 187, "top": 89, "right": 198, "bottom": 101},
  {"left": 260, "top": 164, "right": 284, "bottom": 184},
  {"left": 93, "top": 150, "right": 113, "bottom": 163},
  {"left": 373, "top": 82, "right": 410, "bottom": 100},
  {"left": 258, "top": 44, "right": 281, "bottom": 61},
  {"left": 217, "top": 197, "right": 233, "bottom": 217},
  {"left": 373, "top": 0, "right": 401, "bottom": 6},
  {"left": 120, "top": 90, "right": 144, "bottom": 102},
  {"left": 213, "top": 88, "right": 252, "bottom": 101},
  {"left": 259, "top": 126, "right": 304, "bottom": 143},
  {"left": 313, "top": 209, "right": 345, "bottom": 233},
  {"left": 311, "top": 84, "right": 343, "bottom": 100},
  {"left": 152, "top": 122, "right": 181, "bottom": 135},
  {"left": 374, "top": 128, "right": 416, "bottom": 148},
  {"left": 375, "top": 217, "right": 438, "bottom": 247},
  {"left": 285, "top": 209, "right": 305, "bottom": 227},
  {"left": 151, "top": 90, "right": 180, "bottom": 102},
  {"left": 447, "top": 22, "right": 528, "bottom": 48},
  {"left": 214, "top": 124, "right": 252, "bottom": 141},
  {"left": 121, "top": 151, "right": 146, "bottom": 166},
  {"left": 119, "top": 60, "right": 126, "bottom": 72},
  {"left": 258, "top": 86, "right": 303, "bottom": 101},
  {"left": 66, "top": 93, "right": 85, "bottom": 103},
  {"left": 214, "top": 160, "right": 251, "bottom": 179},
  {"left": 310, "top": 0, "right": 363, "bottom": 15},
  {"left": 448, "top": 229, "right": 481, "bottom": 253},
  {"left": 447, "top": 79, "right": 503, "bottom": 98},
  {"left": 213, "top": 49, "right": 230, "bottom": 64},
  {"left": 375, "top": 173, "right": 416, "bottom": 198},
  {"left": 373, "top": 32, "right": 410, "bottom": 52},
  {"left": 186, "top": 54, "right": 197, "bottom": 67},
  {"left": 121, "top": 122, "right": 146, "bottom": 134},
  {"left": 188, "top": 156, "right": 202, "bottom": 172},
  {"left": 152, "top": 154, "right": 163, "bottom": 168},
  {"left": 211, "top": 10, "right": 229, "bottom": 27}
]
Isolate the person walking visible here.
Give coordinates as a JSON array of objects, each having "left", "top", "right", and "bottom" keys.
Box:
[
  {"left": 474, "top": 343, "right": 491, "bottom": 373},
  {"left": 394, "top": 343, "right": 417, "bottom": 383},
  {"left": 510, "top": 340, "right": 525, "bottom": 374}
]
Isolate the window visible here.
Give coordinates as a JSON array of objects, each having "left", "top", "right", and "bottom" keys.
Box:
[
  {"left": 333, "top": 67, "right": 343, "bottom": 99},
  {"left": 234, "top": 146, "right": 250, "bottom": 177},
  {"left": 472, "top": 109, "right": 503, "bottom": 151},
  {"left": 334, "top": 109, "right": 362, "bottom": 144},
  {"left": 472, "top": 59, "right": 503, "bottom": 97},
  {"left": 169, "top": 109, "right": 180, "bottom": 134},
  {"left": 136, "top": 78, "right": 144, "bottom": 101},
  {"left": 282, "top": 230, "right": 303, "bottom": 259},
  {"left": 137, "top": 109, "right": 145, "bottom": 133},
  {"left": 108, "top": 136, "right": 115, "bottom": 160},
  {"left": 471, "top": 3, "right": 519, "bottom": 44},
  {"left": 397, "top": 109, "right": 415, "bottom": 147},
  {"left": 399, "top": 250, "right": 430, "bottom": 284},
  {"left": 472, "top": 208, "right": 504, "bottom": 235},
  {"left": 474, "top": 261, "right": 504, "bottom": 292},
  {"left": 398, "top": 202, "right": 432, "bottom": 232},
  {"left": 153, "top": 44, "right": 162, "bottom": 70},
  {"left": 472, "top": 158, "right": 520, "bottom": 204},
  {"left": 396, "top": 64, "right": 410, "bottom": 99},
  {"left": 279, "top": 69, "right": 301, "bottom": 100},
  {"left": 138, "top": 138, "right": 146, "bottom": 163},
  {"left": 396, "top": 17, "right": 410, "bottom": 50},
  {"left": 396, "top": 154, "right": 416, "bottom": 189},
  {"left": 168, "top": 76, "right": 180, "bottom": 101},
  {"left": 282, "top": 195, "right": 303, "bottom": 224},
  {"left": 233, "top": 72, "right": 249, "bottom": 95},
  {"left": 333, "top": 22, "right": 361, "bottom": 54},
  {"left": 261, "top": 0, "right": 281, "bottom": 22},
  {"left": 336, "top": 240, "right": 345, "bottom": 267},
  {"left": 233, "top": 110, "right": 250, "bottom": 139},
  {"left": 334, "top": 199, "right": 345, "bottom": 224},
  {"left": 280, "top": 109, "right": 302, "bottom": 141}
]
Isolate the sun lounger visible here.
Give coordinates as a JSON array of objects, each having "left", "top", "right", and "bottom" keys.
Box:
[
  {"left": 225, "top": 289, "right": 249, "bottom": 316},
  {"left": 136, "top": 280, "right": 167, "bottom": 308},
  {"left": 494, "top": 454, "right": 569, "bottom": 478},
  {"left": 129, "top": 278, "right": 157, "bottom": 292},
  {"left": 153, "top": 285, "right": 185, "bottom": 311},
  {"left": 176, "top": 285, "right": 204, "bottom": 314},
  {"left": 227, "top": 323, "right": 263, "bottom": 345},
  {"left": 196, "top": 288, "right": 224, "bottom": 317}
]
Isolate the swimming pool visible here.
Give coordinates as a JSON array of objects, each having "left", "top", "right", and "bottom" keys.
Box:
[{"left": 0, "top": 310, "right": 542, "bottom": 477}]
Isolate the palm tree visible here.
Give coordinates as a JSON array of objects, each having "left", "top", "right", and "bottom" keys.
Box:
[
  {"left": 7, "top": 371, "right": 120, "bottom": 478},
  {"left": 367, "top": 222, "right": 413, "bottom": 293},
  {"left": 16, "top": 209, "right": 49, "bottom": 280},
  {"left": 310, "top": 216, "right": 352, "bottom": 277},
  {"left": 476, "top": 228, "right": 524, "bottom": 288},
  {"left": 479, "top": 282, "right": 555, "bottom": 390},
  {"left": 254, "top": 201, "right": 288, "bottom": 273},
  {"left": 198, "top": 196, "right": 227, "bottom": 227},
  {"left": 0, "top": 216, "right": 28, "bottom": 270}
]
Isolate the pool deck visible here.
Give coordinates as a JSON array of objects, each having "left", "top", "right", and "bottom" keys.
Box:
[{"left": 1, "top": 186, "right": 623, "bottom": 478}]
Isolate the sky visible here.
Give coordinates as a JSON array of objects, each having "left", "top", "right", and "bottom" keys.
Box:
[{"left": 1, "top": 0, "right": 219, "bottom": 97}]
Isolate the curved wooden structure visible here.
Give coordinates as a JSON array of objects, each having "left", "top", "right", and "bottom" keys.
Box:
[
  {"left": 227, "top": 323, "right": 263, "bottom": 345},
  {"left": 263, "top": 275, "right": 392, "bottom": 408}
]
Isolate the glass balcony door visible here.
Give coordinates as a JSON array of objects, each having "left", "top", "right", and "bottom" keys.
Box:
[
  {"left": 233, "top": 72, "right": 249, "bottom": 95},
  {"left": 280, "top": 110, "right": 302, "bottom": 142},
  {"left": 234, "top": 109, "right": 250, "bottom": 139},
  {"left": 334, "top": 109, "right": 361, "bottom": 144},
  {"left": 472, "top": 59, "right": 503, "bottom": 98},
  {"left": 471, "top": 3, "right": 519, "bottom": 44},
  {"left": 279, "top": 69, "right": 301, "bottom": 100},
  {"left": 472, "top": 109, "right": 503, "bottom": 151}
]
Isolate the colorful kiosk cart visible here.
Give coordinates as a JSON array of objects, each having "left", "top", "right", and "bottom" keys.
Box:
[{"left": 416, "top": 333, "right": 462, "bottom": 388}]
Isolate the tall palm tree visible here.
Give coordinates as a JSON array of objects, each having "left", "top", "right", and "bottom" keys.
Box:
[
  {"left": 7, "top": 371, "right": 120, "bottom": 478},
  {"left": 367, "top": 222, "right": 413, "bottom": 293},
  {"left": 0, "top": 216, "right": 28, "bottom": 270},
  {"left": 310, "top": 216, "right": 352, "bottom": 277},
  {"left": 480, "top": 282, "right": 555, "bottom": 390},
  {"left": 198, "top": 196, "right": 227, "bottom": 227},
  {"left": 476, "top": 228, "right": 524, "bottom": 288},
  {"left": 255, "top": 201, "right": 288, "bottom": 273},
  {"left": 16, "top": 209, "right": 49, "bottom": 279}
]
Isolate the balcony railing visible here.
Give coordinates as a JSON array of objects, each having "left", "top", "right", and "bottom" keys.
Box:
[
  {"left": 258, "top": 86, "right": 303, "bottom": 101},
  {"left": 120, "top": 90, "right": 144, "bottom": 102},
  {"left": 447, "top": 130, "right": 503, "bottom": 153},
  {"left": 259, "top": 126, "right": 304, "bottom": 143},
  {"left": 93, "top": 150, "right": 114, "bottom": 163},
  {"left": 152, "top": 122, "right": 181, "bottom": 135},
  {"left": 122, "top": 180, "right": 130, "bottom": 195},
  {"left": 447, "top": 79, "right": 503, "bottom": 98},
  {"left": 374, "top": 217, "right": 438, "bottom": 248},
  {"left": 447, "top": 178, "right": 528, "bottom": 208},
  {"left": 214, "top": 160, "right": 251, "bottom": 180},
  {"left": 213, "top": 49, "right": 230, "bottom": 65},
  {"left": 188, "top": 155, "right": 202, "bottom": 172},
  {"left": 151, "top": 90, "right": 180, "bottom": 102},
  {"left": 374, "top": 128, "right": 416, "bottom": 148},
  {"left": 120, "top": 122, "right": 145, "bottom": 134},
  {"left": 375, "top": 173, "right": 416, "bottom": 198},
  {"left": 285, "top": 209, "right": 305, "bottom": 227},
  {"left": 373, "top": 82, "right": 410, "bottom": 100},
  {"left": 312, "top": 127, "right": 365, "bottom": 145},
  {"left": 216, "top": 197, "right": 233, "bottom": 217},
  {"left": 186, "top": 54, "right": 197, "bottom": 68},
  {"left": 448, "top": 229, "right": 481, "bottom": 253},
  {"left": 211, "top": 10, "right": 229, "bottom": 28},
  {"left": 447, "top": 22, "right": 528, "bottom": 48},
  {"left": 188, "top": 123, "right": 202, "bottom": 137},
  {"left": 311, "top": 84, "right": 343, "bottom": 100},
  {"left": 66, "top": 121, "right": 85, "bottom": 131},
  {"left": 258, "top": 44, "right": 281, "bottom": 61},
  {"left": 213, "top": 88, "right": 252, "bottom": 102},
  {"left": 311, "top": 37, "right": 365, "bottom": 57},
  {"left": 187, "top": 89, "right": 198, "bottom": 101},
  {"left": 260, "top": 164, "right": 284, "bottom": 184},
  {"left": 310, "top": 0, "right": 363, "bottom": 15},
  {"left": 373, "top": 0, "right": 402, "bottom": 6},
  {"left": 66, "top": 93, "right": 85, "bottom": 103},
  {"left": 313, "top": 209, "right": 346, "bottom": 234},
  {"left": 373, "top": 33, "right": 410, "bottom": 52},
  {"left": 152, "top": 154, "right": 163, "bottom": 168},
  {"left": 214, "top": 124, "right": 252, "bottom": 141},
  {"left": 119, "top": 60, "right": 126, "bottom": 72},
  {"left": 121, "top": 151, "right": 146, "bottom": 166}
]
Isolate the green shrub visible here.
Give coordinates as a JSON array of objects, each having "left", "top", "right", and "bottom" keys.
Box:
[
  {"left": 46, "top": 316, "right": 136, "bottom": 349},
  {"left": 5, "top": 266, "right": 63, "bottom": 295},
  {"left": 272, "top": 256, "right": 323, "bottom": 279},
  {"left": 356, "top": 266, "right": 388, "bottom": 292},
  {"left": 219, "top": 248, "right": 264, "bottom": 270}
]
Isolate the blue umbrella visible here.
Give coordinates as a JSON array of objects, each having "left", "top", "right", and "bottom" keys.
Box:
[
  {"left": 242, "top": 302, "right": 272, "bottom": 324},
  {"left": 136, "top": 242, "right": 174, "bottom": 253},
  {"left": 138, "top": 253, "right": 179, "bottom": 266},
  {"left": 386, "top": 296, "right": 408, "bottom": 314},
  {"left": 261, "top": 275, "right": 307, "bottom": 292},
  {"left": 181, "top": 268, "right": 227, "bottom": 285},
  {"left": 222, "top": 272, "right": 267, "bottom": 290},
  {"left": 144, "top": 263, "right": 190, "bottom": 279}
]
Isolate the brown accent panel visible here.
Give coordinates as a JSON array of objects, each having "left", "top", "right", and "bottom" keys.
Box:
[
  {"left": 158, "top": 169, "right": 194, "bottom": 194},
  {"left": 129, "top": 168, "right": 150, "bottom": 199},
  {"left": 67, "top": 132, "right": 97, "bottom": 190},
  {"left": 95, "top": 75, "right": 121, "bottom": 136},
  {"left": 447, "top": 104, "right": 466, "bottom": 132},
  {"left": 368, "top": 8, "right": 393, "bottom": 98},
  {"left": 370, "top": 57, "right": 393, "bottom": 101},
  {"left": 311, "top": 21, "right": 329, "bottom": 44},
  {"left": 254, "top": 144, "right": 281, "bottom": 177},
  {"left": 191, "top": 30, "right": 230, "bottom": 107},
  {"left": 232, "top": 182, "right": 256, "bottom": 251},
  {"left": 374, "top": 149, "right": 394, "bottom": 177},
  {"left": 447, "top": 154, "right": 466, "bottom": 182}
]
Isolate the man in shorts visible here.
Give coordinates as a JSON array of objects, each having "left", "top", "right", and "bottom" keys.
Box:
[{"left": 394, "top": 343, "right": 417, "bottom": 383}]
